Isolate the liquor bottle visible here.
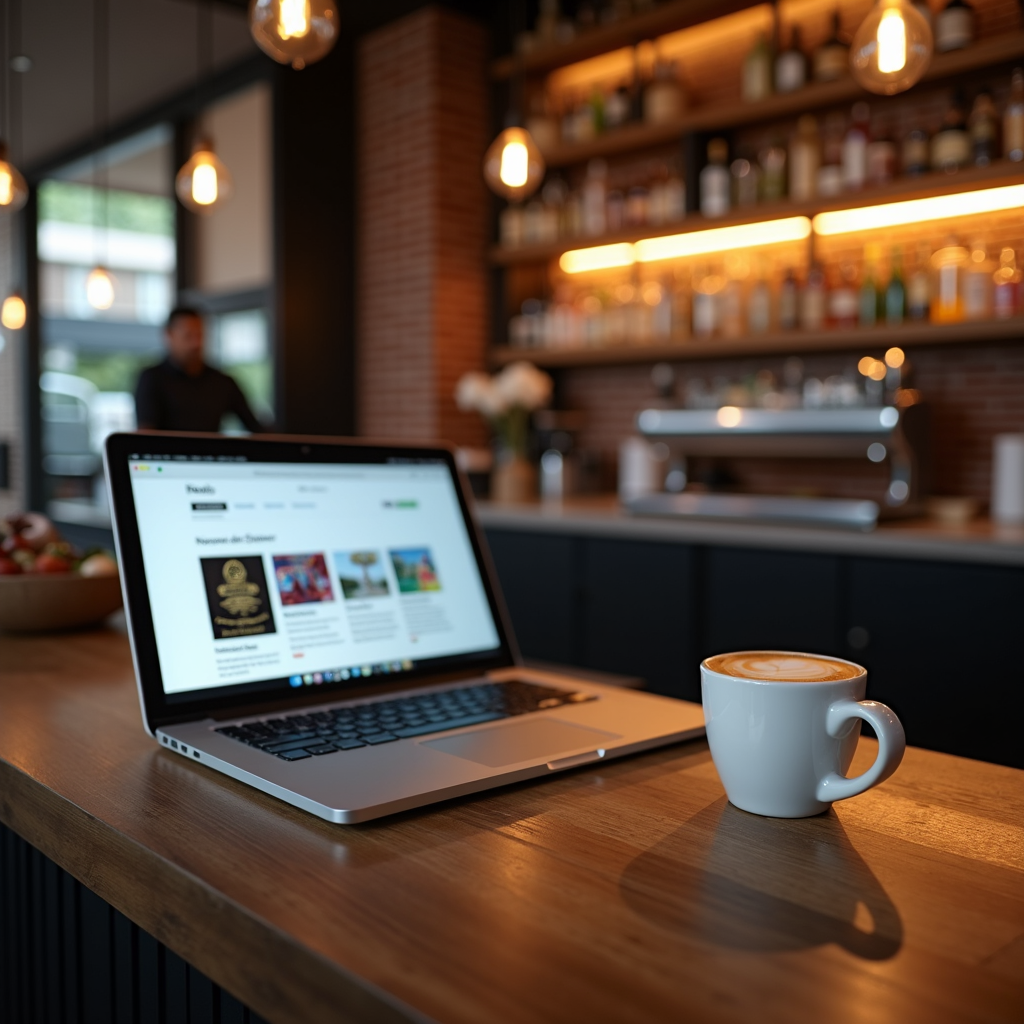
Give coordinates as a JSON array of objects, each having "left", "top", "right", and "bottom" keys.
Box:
[
  {"left": 789, "top": 115, "right": 820, "bottom": 201},
  {"left": 866, "top": 127, "right": 897, "bottom": 186},
  {"left": 842, "top": 102, "right": 871, "bottom": 192},
  {"left": 720, "top": 271, "right": 744, "bottom": 338},
  {"left": 993, "top": 248, "right": 1021, "bottom": 318},
  {"left": 932, "top": 237, "right": 968, "bottom": 323},
  {"left": 931, "top": 90, "right": 971, "bottom": 171},
  {"left": 625, "top": 185, "right": 649, "bottom": 227},
  {"left": 1005, "top": 68, "right": 1024, "bottom": 162},
  {"left": 759, "top": 144, "right": 787, "bottom": 201},
  {"left": 748, "top": 259, "right": 772, "bottom": 333},
  {"left": 581, "top": 159, "right": 608, "bottom": 236},
  {"left": 775, "top": 26, "right": 807, "bottom": 94},
  {"left": 730, "top": 158, "right": 759, "bottom": 207},
  {"left": 935, "top": 0, "right": 974, "bottom": 53},
  {"left": 968, "top": 89, "right": 999, "bottom": 167},
  {"left": 813, "top": 11, "right": 849, "bottom": 82},
  {"left": 779, "top": 268, "right": 799, "bottom": 329},
  {"left": 902, "top": 129, "right": 931, "bottom": 175},
  {"left": 700, "top": 138, "right": 731, "bottom": 217},
  {"left": 606, "top": 189, "right": 625, "bottom": 232},
  {"left": 828, "top": 263, "right": 859, "bottom": 328},
  {"left": 643, "top": 61, "right": 685, "bottom": 124},
  {"left": 604, "top": 84, "right": 632, "bottom": 129},
  {"left": 664, "top": 162, "right": 685, "bottom": 222},
  {"left": 907, "top": 244, "right": 932, "bottom": 321},
  {"left": 692, "top": 262, "right": 722, "bottom": 337},
  {"left": 817, "top": 112, "right": 846, "bottom": 197},
  {"left": 860, "top": 245, "right": 880, "bottom": 327},
  {"left": 886, "top": 249, "right": 906, "bottom": 325},
  {"left": 963, "top": 241, "right": 992, "bottom": 320},
  {"left": 801, "top": 262, "right": 826, "bottom": 330},
  {"left": 743, "top": 32, "right": 773, "bottom": 101}
]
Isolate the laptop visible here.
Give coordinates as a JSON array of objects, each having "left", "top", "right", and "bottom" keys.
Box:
[{"left": 105, "top": 432, "right": 705, "bottom": 823}]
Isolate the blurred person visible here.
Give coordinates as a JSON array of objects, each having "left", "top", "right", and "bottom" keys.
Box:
[{"left": 135, "top": 307, "right": 266, "bottom": 432}]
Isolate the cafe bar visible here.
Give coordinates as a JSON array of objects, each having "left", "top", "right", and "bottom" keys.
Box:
[{"left": 1, "top": 0, "right": 1022, "bottom": 1021}]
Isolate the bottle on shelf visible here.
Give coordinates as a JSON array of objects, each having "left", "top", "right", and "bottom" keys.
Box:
[
  {"left": 828, "top": 263, "right": 859, "bottom": 328},
  {"left": 859, "top": 244, "right": 881, "bottom": 327},
  {"left": 866, "top": 125, "right": 897, "bottom": 186},
  {"left": 731, "top": 157, "right": 761, "bottom": 207},
  {"left": 775, "top": 25, "right": 807, "bottom": 94},
  {"left": 759, "top": 144, "right": 787, "bottom": 201},
  {"left": 931, "top": 90, "right": 971, "bottom": 171},
  {"left": 963, "top": 241, "right": 993, "bottom": 320},
  {"left": 500, "top": 204, "right": 525, "bottom": 248},
  {"left": 720, "top": 264, "right": 745, "bottom": 339},
  {"left": 932, "top": 237, "right": 968, "bottom": 322},
  {"left": 908, "top": 244, "right": 932, "bottom": 321},
  {"left": 902, "top": 128, "right": 931, "bottom": 176},
  {"left": 789, "top": 114, "right": 821, "bottom": 201},
  {"left": 886, "top": 248, "right": 906, "bottom": 325},
  {"left": 1004, "top": 68, "right": 1024, "bottom": 162},
  {"left": 742, "top": 32, "right": 774, "bottom": 102},
  {"left": 779, "top": 268, "right": 799, "bottom": 329},
  {"left": 700, "top": 138, "right": 731, "bottom": 218},
  {"left": 801, "top": 262, "right": 827, "bottom": 330},
  {"left": 606, "top": 188, "right": 626, "bottom": 232},
  {"left": 671, "top": 266, "right": 691, "bottom": 341},
  {"left": 582, "top": 159, "right": 608, "bottom": 236},
  {"left": 526, "top": 93, "right": 560, "bottom": 155},
  {"left": 813, "top": 11, "right": 849, "bottom": 83},
  {"left": 625, "top": 185, "right": 649, "bottom": 227},
  {"left": 604, "top": 84, "right": 632, "bottom": 130},
  {"left": 968, "top": 89, "right": 999, "bottom": 167},
  {"left": 842, "top": 102, "right": 871, "bottom": 192},
  {"left": 935, "top": 0, "right": 974, "bottom": 53},
  {"left": 692, "top": 261, "right": 723, "bottom": 337},
  {"left": 818, "top": 112, "right": 846, "bottom": 197},
  {"left": 993, "top": 247, "right": 1022, "bottom": 318},
  {"left": 644, "top": 61, "right": 685, "bottom": 124},
  {"left": 541, "top": 176, "right": 567, "bottom": 242},
  {"left": 747, "top": 257, "right": 772, "bottom": 333}
]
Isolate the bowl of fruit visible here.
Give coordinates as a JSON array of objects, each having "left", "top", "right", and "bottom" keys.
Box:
[{"left": 0, "top": 513, "right": 123, "bottom": 632}]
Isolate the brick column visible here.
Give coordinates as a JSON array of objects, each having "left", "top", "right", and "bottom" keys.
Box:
[{"left": 357, "top": 6, "right": 489, "bottom": 448}]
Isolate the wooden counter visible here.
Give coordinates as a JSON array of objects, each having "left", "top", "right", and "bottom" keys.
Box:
[
  {"left": 1, "top": 626, "right": 1022, "bottom": 1024},
  {"left": 477, "top": 498, "right": 1024, "bottom": 568}
]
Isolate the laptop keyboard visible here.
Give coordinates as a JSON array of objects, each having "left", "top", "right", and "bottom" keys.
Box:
[{"left": 214, "top": 679, "right": 596, "bottom": 761}]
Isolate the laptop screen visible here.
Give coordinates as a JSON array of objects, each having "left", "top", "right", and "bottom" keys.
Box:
[{"left": 124, "top": 450, "right": 503, "bottom": 704}]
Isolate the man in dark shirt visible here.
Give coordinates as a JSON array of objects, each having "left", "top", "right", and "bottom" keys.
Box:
[{"left": 135, "top": 307, "right": 265, "bottom": 432}]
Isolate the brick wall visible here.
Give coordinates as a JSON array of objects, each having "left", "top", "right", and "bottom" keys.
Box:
[
  {"left": 357, "top": 6, "right": 489, "bottom": 448},
  {"left": 562, "top": 341, "right": 1024, "bottom": 502}
]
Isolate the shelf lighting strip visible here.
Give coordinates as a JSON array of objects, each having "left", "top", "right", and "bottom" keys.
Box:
[{"left": 556, "top": 185, "right": 1024, "bottom": 274}]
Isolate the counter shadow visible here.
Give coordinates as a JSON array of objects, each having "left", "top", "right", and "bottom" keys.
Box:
[{"left": 620, "top": 798, "right": 903, "bottom": 960}]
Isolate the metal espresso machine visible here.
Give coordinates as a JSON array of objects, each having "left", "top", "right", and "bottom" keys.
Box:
[{"left": 629, "top": 401, "right": 930, "bottom": 531}]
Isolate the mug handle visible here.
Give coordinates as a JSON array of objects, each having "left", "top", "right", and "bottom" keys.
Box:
[{"left": 815, "top": 699, "right": 906, "bottom": 804}]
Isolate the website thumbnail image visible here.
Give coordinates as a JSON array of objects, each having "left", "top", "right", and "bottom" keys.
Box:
[{"left": 200, "top": 545, "right": 453, "bottom": 686}]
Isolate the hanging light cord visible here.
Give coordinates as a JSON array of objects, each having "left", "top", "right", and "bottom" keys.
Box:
[
  {"left": 195, "top": 0, "right": 213, "bottom": 125},
  {"left": 94, "top": 0, "right": 109, "bottom": 269}
]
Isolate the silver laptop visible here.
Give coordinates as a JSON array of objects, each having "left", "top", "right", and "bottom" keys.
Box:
[{"left": 105, "top": 432, "right": 705, "bottom": 823}]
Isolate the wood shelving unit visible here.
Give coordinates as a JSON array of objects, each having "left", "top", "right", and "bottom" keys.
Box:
[
  {"left": 490, "top": 317, "right": 1024, "bottom": 368},
  {"left": 490, "top": 162, "right": 1024, "bottom": 267},
  {"left": 532, "top": 33, "right": 1024, "bottom": 168}
]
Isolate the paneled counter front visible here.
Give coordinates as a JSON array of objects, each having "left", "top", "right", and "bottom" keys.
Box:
[{"left": 478, "top": 501, "right": 1024, "bottom": 769}]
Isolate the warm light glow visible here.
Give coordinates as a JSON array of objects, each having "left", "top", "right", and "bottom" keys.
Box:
[
  {"left": 813, "top": 185, "right": 1024, "bottom": 235},
  {"left": 86, "top": 268, "right": 115, "bottom": 311},
  {"left": 499, "top": 141, "right": 529, "bottom": 188},
  {"left": 717, "top": 405, "right": 743, "bottom": 427},
  {"left": 0, "top": 154, "right": 27, "bottom": 213},
  {"left": 559, "top": 242, "right": 637, "bottom": 274},
  {"left": 0, "top": 167, "right": 12, "bottom": 206},
  {"left": 192, "top": 161, "right": 219, "bottom": 206},
  {"left": 1, "top": 293, "right": 25, "bottom": 330},
  {"left": 635, "top": 217, "right": 812, "bottom": 263},
  {"left": 885, "top": 347, "right": 905, "bottom": 368},
  {"left": 877, "top": 8, "right": 907, "bottom": 73},
  {"left": 278, "top": 0, "right": 310, "bottom": 38},
  {"left": 858, "top": 356, "right": 889, "bottom": 379}
]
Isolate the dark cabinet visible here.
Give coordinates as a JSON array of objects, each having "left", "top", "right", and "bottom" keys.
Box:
[
  {"left": 484, "top": 526, "right": 1024, "bottom": 769},
  {"left": 846, "top": 558, "right": 1024, "bottom": 767},
  {"left": 702, "top": 547, "right": 843, "bottom": 659}
]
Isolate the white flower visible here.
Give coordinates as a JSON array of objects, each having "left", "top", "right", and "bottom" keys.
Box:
[
  {"left": 455, "top": 372, "right": 508, "bottom": 418},
  {"left": 494, "top": 361, "right": 552, "bottom": 411}
]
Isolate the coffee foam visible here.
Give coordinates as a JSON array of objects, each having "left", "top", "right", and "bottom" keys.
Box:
[{"left": 705, "top": 651, "right": 862, "bottom": 682}]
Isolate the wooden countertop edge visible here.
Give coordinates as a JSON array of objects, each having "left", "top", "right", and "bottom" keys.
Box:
[
  {"left": 475, "top": 503, "right": 1024, "bottom": 567},
  {"left": 0, "top": 757, "right": 433, "bottom": 1024}
]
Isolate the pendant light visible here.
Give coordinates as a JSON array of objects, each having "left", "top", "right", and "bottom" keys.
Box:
[
  {"left": 483, "top": 60, "right": 545, "bottom": 203},
  {"left": 86, "top": 0, "right": 115, "bottom": 312},
  {"left": 0, "top": 0, "right": 25, "bottom": 213},
  {"left": 176, "top": 1, "right": 232, "bottom": 214},
  {"left": 1, "top": 290, "right": 25, "bottom": 329},
  {"left": 851, "top": 0, "right": 933, "bottom": 95},
  {"left": 249, "top": 0, "right": 338, "bottom": 70}
]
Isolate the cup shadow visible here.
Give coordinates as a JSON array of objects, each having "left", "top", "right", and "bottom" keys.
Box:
[{"left": 620, "top": 798, "right": 903, "bottom": 960}]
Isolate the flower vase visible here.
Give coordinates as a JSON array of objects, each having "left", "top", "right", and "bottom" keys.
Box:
[{"left": 492, "top": 453, "right": 537, "bottom": 504}]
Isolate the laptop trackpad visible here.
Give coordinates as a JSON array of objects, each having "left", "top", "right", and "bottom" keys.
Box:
[{"left": 423, "top": 718, "right": 620, "bottom": 768}]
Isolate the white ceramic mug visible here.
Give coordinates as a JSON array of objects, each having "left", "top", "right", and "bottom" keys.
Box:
[{"left": 701, "top": 651, "right": 906, "bottom": 818}]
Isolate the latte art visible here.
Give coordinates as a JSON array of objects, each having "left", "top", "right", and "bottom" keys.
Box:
[{"left": 705, "top": 651, "right": 862, "bottom": 682}]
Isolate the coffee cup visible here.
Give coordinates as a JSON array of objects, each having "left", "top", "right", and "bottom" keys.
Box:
[{"left": 701, "top": 651, "right": 905, "bottom": 818}]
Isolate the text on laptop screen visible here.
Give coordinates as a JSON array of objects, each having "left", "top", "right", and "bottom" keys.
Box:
[{"left": 128, "top": 457, "right": 501, "bottom": 698}]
